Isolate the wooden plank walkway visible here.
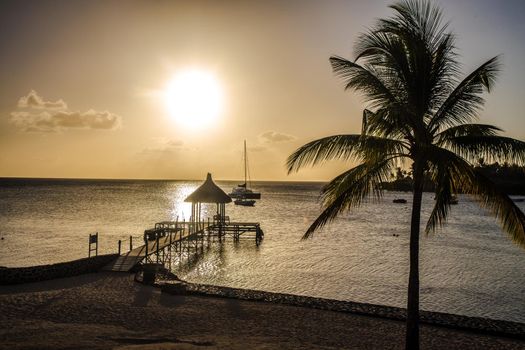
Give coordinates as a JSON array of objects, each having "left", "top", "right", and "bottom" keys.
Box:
[
  {"left": 209, "top": 222, "right": 261, "bottom": 233},
  {"left": 103, "top": 221, "right": 263, "bottom": 272},
  {"left": 103, "top": 230, "right": 192, "bottom": 272}
]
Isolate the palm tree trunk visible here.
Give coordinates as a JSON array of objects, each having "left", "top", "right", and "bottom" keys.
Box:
[{"left": 405, "top": 162, "right": 424, "bottom": 350}]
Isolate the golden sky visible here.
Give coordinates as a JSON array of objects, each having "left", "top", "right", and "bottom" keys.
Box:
[{"left": 1, "top": 0, "right": 524, "bottom": 181}]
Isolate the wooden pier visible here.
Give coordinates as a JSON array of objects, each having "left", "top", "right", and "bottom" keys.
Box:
[
  {"left": 104, "top": 219, "right": 263, "bottom": 272},
  {"left": 104, "top": 173, "right": 264, "bottom": 272}
]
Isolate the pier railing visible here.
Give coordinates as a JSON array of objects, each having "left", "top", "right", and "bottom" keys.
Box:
[{"left": 105, "top": 218, "right": 263, "bottom": 272}]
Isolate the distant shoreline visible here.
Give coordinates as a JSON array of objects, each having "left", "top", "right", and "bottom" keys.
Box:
[
  {"left": 3, "top": 177, "right": 524, "bottom": 195},
  {"left": 0, "top": 176, "right": 328, "bottom": 184}
]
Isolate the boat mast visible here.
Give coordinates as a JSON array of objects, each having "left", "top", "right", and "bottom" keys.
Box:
[{"left": 244, "top": 140, "right": 247, "bottom": 187}]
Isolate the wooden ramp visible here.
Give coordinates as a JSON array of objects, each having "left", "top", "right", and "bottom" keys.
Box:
[{"left": 104, "top": 230, "right": 192, "bottom": 272}]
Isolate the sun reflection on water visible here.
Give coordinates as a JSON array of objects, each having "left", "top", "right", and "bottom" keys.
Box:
[
  {"left": 168, "top": 183, "right": 195, "bottom": 221},
  {"left": 167, "top": 183, "right": 221, "bottom": 222}
]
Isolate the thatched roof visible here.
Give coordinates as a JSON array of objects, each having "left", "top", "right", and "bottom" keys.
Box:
[{"left": 184, "top": 173, "right": 232, "bottom": 204}]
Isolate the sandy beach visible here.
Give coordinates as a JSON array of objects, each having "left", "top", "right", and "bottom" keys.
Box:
[{"left": 0, "top": 272, "right": 523, "bottom": 350}]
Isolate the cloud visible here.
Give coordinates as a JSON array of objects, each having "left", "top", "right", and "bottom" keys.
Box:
[
  {"left": 259, "top": 131, "right": 296, "bottom": 143},
  {"left": 10, "top": 110, "right": 121, "bottom": 132},
  {"left": 10, "top": 90, "right": 122, "bottom": 132},
  {"left": 17, "top": 90, "right": 67, "bottom": 110}
]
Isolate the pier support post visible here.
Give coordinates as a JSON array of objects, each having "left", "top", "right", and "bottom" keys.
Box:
[
  {"left": 179, "top": 225, "right": 182, "bottom": 255},
  {"left": 181, "top": 219, "right": 185, "bottom": 255},
  {"left": 169, "top": 231, "right": 173, "bottom": 269},
  {"left": 145, "top": 239, "right": 149, "bottom": 263},
  {"left": 118, "top": 240, "right": 121, "bottom": 255},
  {"left": 207, "top": 218, "right": 211, "bottom": 242},
  {"left": 130, "top": 236, "right": 133, "bottom": 251},
  {"left": 201, "top": 220, "right": 204, "bottom": 251},
  {"left": 156, "top": 235, "right": 160, "bottom": 263}
]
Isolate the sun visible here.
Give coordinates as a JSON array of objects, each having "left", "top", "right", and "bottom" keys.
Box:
[{"left": 164, "top": 69, "right": 223, "bottom": 129}]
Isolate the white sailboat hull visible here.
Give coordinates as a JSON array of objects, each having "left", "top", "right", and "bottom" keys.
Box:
[
  {"left": 229, "top": 187, "right": 261, "bottom": 199},
  {"left": 228, "top": 140, "right": 261, "bottom": 200}
]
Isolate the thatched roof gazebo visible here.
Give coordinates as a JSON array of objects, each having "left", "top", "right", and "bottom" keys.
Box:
[{"left": 184, "top": 173, "right": 231, "bottom": 230}]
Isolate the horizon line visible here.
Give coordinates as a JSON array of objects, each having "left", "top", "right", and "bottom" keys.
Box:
[{"left": 0, "top": 175, "right": 328, "bottom": 183}]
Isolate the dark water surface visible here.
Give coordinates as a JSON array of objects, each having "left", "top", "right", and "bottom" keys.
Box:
[{"left": 0, "top": 178, "right": 524, "bottom": 322}]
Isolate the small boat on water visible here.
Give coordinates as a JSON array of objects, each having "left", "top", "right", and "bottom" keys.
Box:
[
  {"left": 230, "top": 184, "right": 261, "bottom": 200},
  {"left": 393, "top": 198, "right": 407, "bottom": 203},
  {"left": 230, "top": 140, "right": 261, "bottom": 204},
  {"left": 234, "top": 198, "right": 256, "bottom": 206}
]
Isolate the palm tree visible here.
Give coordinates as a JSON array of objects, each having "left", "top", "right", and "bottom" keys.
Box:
[{"left": 286, "top": 1, "right": 525, "bottom": 349}]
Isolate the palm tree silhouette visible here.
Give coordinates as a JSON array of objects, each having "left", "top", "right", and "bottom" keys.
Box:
[{"left": 286, "top": 1, "right": 525, "bottom": 349}]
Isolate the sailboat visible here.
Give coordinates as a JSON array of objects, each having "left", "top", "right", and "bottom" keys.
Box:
[{"left": 229, "top": 140, "right": 261, "bottom": 206}]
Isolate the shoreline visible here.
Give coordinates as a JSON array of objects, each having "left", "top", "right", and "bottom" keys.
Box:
[
  {"left": 1, "top": 271, "right": 524, "bottom": 349},
  {"left": 2, "top": 260, "right": 524, "bottom": 340},
  {"left": 159, "top": 279, "right": 525, "bottom": 340}
]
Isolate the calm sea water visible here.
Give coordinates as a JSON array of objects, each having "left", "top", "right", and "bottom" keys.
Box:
[{"left": 0, "top": 179, "right": 524, "bottom": 323}]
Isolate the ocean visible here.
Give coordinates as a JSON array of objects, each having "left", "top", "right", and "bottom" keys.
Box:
[{"left": 0, "top": 178, "right": 524, "bottom": 323}]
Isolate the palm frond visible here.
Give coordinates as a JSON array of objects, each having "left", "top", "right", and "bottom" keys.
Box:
[
  {"left": 426, "top": 146, "right": 525, "bottom": 248},
  {"left": 428, "top": 32, "right": 459, "bottom": 111},
  {"left": 329, "top": 56, "right": 402, "bottom": 110},
  {"left": 445, "top": 135, "right": 525, "bottom": 165},
  {"left": 424, "top": 156, "right": 461, "bottom": 233},
  {"left": 303, "top": 159, "right": 395, "bottom": 239},
  {"left": 464, "top": 170, "right": 525, "bottom": 248},
  {"left": 429, "top": 56, "right": 501, "bottom": 132},
  {"left": 387, "top": 0, "right": 448, "bottom": 47},
  {"left": 437, "top": 124, "right": 502, "bottom": 140},
  {"left": 374, "top": 0, "right": 455, "bottom": 116},
  {"left": 362, "top": 108, "right": 412, "bottom": 140},
  {"left": 286, "top": 134, "right": 407, "bottom": 174},
  {"left": 362, "top": 109, "right": 371, "bottom": 135},
  {"left": 354, "top": 30, "right": 411, "bottom": 99}
]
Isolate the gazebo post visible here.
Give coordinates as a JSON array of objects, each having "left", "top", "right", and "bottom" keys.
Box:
[
  {"left": 220, "top": 203, "right": 225, "bottom": 241},
  {"left": 198, "top": 202, "right": 201, "bottom": 229}
]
